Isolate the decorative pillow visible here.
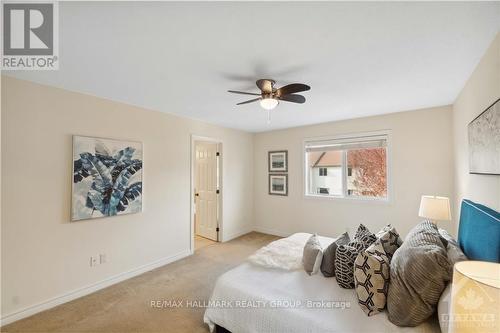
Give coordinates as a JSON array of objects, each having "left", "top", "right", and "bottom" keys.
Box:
[
  {"left": 376, "top": 225, "right": 403, "bottom": 261},
  {"left": 387, "top": 221, "right": 451, "bottom": 326},
  {"left": 438, "top": 228, "right": 458, "bottom": 247},
  {"left": 320, "top": 232, "right": 350, "bottom": 277},
  {"left": 445, "top": 243, "right": 467, "bottom": 267},
  {"left": 438, "top": 229, "right": 468, "bottom": 276},
  {"left": 375, "top": 224, "right": 391, "bottom": 237},
  {"left": 335, "top": 225, "right": 376, "bottom": 288},
  {"left": 355, "top": 224, "right": 377, "bottom": 247},
  {"left": 302, "top": 234, "right": 323, "bottom": 275},
  {"left": 354, "top": 240, "right": 390, "bottom": 316}
]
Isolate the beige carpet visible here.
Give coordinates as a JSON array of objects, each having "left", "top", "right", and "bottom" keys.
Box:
[
  {"left": 2, "top": 232, "right": 279, "bottom": 333},
  {"left": 194, "top": 235, "right": 217, "bottom": 251}
]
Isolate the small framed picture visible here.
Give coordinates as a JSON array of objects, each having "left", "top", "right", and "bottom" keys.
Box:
[
  {"left": 268, "top": 150, "right": 288, "bottom": 172},
  {"left": 269, "top": 174, "right": 288, "bottom": 196}
]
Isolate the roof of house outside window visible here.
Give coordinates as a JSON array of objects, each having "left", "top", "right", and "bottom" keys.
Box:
[{"left": 308, "top": 151, "right": 342, "bottom": 167}]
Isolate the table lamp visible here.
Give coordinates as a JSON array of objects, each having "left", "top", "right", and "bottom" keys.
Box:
[
  {"left": 418, "top": 195, "right": 451, "bottom": 225},
  {"left": 449, "top": 261, "right": 500, "bottom": 333}
]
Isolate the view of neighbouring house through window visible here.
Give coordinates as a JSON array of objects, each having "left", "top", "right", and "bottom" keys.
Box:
[
  {"left": 307, "top": 150, "right": 343, "bottom": 195},
  {"left": 305, "top": 133, "right": 388, "bottom": 199}
]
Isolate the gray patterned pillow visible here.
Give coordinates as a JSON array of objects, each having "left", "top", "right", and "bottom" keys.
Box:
[
  {"left": 321, "top": 232, "right": 350, "bottom": 277},
  {"left": 376, "top": 225, "right": 403, "bottom": 261},
  {"left": 387, "top": 221, "right": 451, "bottom": 326},
  {"left": 438, "top": 229, "right": 467, "bottom": 277},
  {"left": 354, "top": 240, "right": 390, "bottom": 316},
  {"left": 335, "top": 225, "right": 376, "bottom": 288}
]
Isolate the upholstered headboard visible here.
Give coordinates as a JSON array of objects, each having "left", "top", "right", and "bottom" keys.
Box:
[{"left": 458, "top": 199, "right": 500, "bottom": 263}]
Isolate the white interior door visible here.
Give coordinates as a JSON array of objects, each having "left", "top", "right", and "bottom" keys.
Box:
[{"left": 195, "top": 142, "right": 218, "bottom": 241}]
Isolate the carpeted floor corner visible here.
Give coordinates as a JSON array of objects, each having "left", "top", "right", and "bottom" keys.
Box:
[{"left": 2, "top": 232, "right": 279, "bottom": 333}]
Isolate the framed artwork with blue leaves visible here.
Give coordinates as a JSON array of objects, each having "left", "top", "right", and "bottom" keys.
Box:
[{"left": 72, "top": 135, "right": 143, "bottom": 221}]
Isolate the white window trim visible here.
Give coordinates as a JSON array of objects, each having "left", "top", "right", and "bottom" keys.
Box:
[{"left": 302, "top": 130, "right": 392, "bottom": 204}]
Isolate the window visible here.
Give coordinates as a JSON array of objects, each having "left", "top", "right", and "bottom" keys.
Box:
[
  {"left": 305, "top": 132, "right": 389, "bottom": 200},
  {"left": 318, "top": 187, "right": 330, "bottom": 194}
]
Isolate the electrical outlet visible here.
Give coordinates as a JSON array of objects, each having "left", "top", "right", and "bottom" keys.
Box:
[
  {"left": 99, "top": 254, "right": 107, "bottom": 264},
  {"left": 90, "top": 256, "right": 98, "bottom": 267}
]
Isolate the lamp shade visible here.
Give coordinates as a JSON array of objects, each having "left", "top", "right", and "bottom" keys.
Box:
[
  {"left": 418, "top": 195, "right": 451, "bottom": 221},
  {"left": 260, "top": 98, "right": 279, "bottom": 110},
  {"left": 449, "top": 261, "right": 500, "bottom": 333}
]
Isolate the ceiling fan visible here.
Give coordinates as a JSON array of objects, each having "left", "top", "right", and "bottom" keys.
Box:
[{"left": 228, "top": 79, "right": 311, "bottom": 111}]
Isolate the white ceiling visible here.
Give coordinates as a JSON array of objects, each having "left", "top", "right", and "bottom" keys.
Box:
[{"left": 6, "top": 2, "right": 500, "bottom": 132}]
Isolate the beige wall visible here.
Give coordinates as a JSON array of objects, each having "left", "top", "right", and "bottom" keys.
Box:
[
  {"left": 2, "top": 33, "right": 498, "bottom": 325},
  {"left": 1, "top": 76, "right": 254, "bottom": 320},
  {"left": 254, "top": 106, "right": 454, "bottom": 239},
  {"left": 452, "top": 33, "right": 500, "bottom": 221}
]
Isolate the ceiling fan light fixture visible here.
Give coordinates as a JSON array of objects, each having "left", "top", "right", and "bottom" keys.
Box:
[{"left": 260, "top": 98, "right": 279, "bottom": 110}]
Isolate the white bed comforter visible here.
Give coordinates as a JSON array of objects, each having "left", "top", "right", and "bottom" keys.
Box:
[
  {"left": 247, "top": 235, "right": 304, "bottom": 270},
  {"left": 203, "top": 233, "right": 440, "bottom": 333}
]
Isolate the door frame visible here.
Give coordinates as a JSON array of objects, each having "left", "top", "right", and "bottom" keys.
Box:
[{"left": 190, "top": 135, "right": 223, "bottom": 254}]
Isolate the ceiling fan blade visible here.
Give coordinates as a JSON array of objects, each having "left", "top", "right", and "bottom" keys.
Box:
[
  {"left": 275, "top": 83, "right": 310, "bottom": 96},
  {"left": 228, "top": 90, "right": 261, "bottom": 96},
  {"left": 278, "top": 94, "right": 306, "bottom": 104},
  {"left": 237, "top": 97, "right": 261, "bottom": 105},
  {"left": 256, "top": 79, "right": 275, "bottom": 93}
]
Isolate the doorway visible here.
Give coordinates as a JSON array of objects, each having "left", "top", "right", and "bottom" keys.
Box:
[{"left": 191, "top": 136, "right": 222, "bottom": 253}]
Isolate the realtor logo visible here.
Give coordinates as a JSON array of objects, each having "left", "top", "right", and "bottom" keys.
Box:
[{"left": 2, "top": 1, "right": 59, "bottom": 70}]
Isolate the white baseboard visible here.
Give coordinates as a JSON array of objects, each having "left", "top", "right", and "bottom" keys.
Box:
[
  {"left": 0, "top": 250, "right": 191, "bottom": 327},
  {"left": 223, "top": 227, "right": 253, "bottom": 242},
  {"left": 2, "top": 227, "right": 289, "bottom": 326},
  {"left": 253, "top": 226, "right": 291, "bottom": 238}
]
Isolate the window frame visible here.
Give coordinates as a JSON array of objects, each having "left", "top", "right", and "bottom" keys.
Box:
[{"left": 303, "top": 130, "right": 392, "bottom": 203}]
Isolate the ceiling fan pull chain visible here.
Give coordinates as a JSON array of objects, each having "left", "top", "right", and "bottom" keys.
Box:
[{"left": 267, "top": 110, "right": 271, "bottom": 124}]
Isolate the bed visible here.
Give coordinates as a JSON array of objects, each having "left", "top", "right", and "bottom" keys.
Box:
[
  {"left": 204, "top": 199, "right": 500, "bottom": 333},
  {"left": 203, "top": 233, "right": 439, "bottom": 333}
]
